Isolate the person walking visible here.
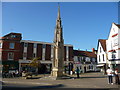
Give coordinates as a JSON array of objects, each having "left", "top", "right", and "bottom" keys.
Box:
[
  {"left": 115, "top": 69, "right": 119, "bottom": 84},
  {"left": 76, "top": 67, "right": 80, "bottom": 78},
  {"left": 106, "top": 67, "right": 114, "bottom": 85}
]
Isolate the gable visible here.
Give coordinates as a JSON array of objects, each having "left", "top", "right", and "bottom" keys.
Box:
[
  {"left": 97, "top": 39, "right": 106, "bottom": 53},
  {"left": 97, "top": 41, "right": 106, "bottom": 54},
  {"left": 108, "top": 23, "right": 119, "bottom": 40}
]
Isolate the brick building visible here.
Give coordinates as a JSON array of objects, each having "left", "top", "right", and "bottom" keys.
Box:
[
  {"left": 0, "top": 32, "right": 74, "bottom": 73},
  {"left": 0, "top": 33, "right": 22, "bottom": 73}
]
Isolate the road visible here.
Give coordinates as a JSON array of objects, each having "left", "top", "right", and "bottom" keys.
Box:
[{"left": 2, "top": 72, "right": 120, "bottom": 90}]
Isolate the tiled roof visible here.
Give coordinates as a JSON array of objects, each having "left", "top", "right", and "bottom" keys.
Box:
[
  {"left": 73, "top": 50, "right": 97, "bottom": 58},
  {"left": 99, "top": 39, "right": 106, "bottom": 51}
]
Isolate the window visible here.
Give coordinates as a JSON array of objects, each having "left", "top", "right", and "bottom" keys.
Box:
[
  {"left": 51, "top": 45, "right": 54, "bottom": 59},
  {"left": 8, "top": 52, "right": 14, "bottom": 60},
  {"left": 42, "top": 44, "right": 46, "bottom": 60},
  {"left": 99, "top": 55, "right": 100, "bottom": 62},
  {"left": 23, "top": 53, "right": 27, "bottom": 57},
  {"left": 11, "top": 35, "right": 16, "bottom": 38},
  {"left": 103, "top": 54, "right": 104, "bottom": 61},
  {"left": 100, "top": 47, "right": 101, "bottom": 53},
  {"left": 66, "top": 46, "right": 69, "bottom": 59},
  {"left": 34, "top": 43, "right": 37, "bottom": 48},
  {"left": 0, "top": 43, "right": 2, "bottom": 48},
  {"left": 9, "top": 43, "right": 15, "bottom": 49},
  {"left": 24, "top": 43, "right": 28, "bottom": 47},
  {"left": 112, "top": 54, "right": 116, "bottom": 59},
  {"left": 42, "top": 44, "right": 46, "bottom": 48},
  {"left": 114, "top": 38, "right": 118, "bottom": 46}
]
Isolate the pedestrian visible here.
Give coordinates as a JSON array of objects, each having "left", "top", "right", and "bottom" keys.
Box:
[
  {"left": 15, "top": 70, "right": 19, "bottom": 77},
  {"left": 106, "top": 67, "right": 114, "bottom": 85},
  {"left": 76, "top": 67, "right": 80, "bottom": 78},
  {"left": 115, "top": 69, "right": 119, "bottom": 84}
]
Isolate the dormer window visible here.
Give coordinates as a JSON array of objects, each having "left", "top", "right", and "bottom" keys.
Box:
[{"left": 11, "top": 35, "right": 16, "bottom": 38}]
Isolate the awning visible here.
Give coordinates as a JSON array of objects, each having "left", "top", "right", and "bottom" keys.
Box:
[{"left": 96, "top": 64, "right": 104, "bottom": 67}]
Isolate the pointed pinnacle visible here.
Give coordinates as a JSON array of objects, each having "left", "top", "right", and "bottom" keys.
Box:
[{"left": 57, "top": 3, "right": 60, "bottom": 20}]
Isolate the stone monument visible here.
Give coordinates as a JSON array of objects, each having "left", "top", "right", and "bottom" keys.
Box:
[{"left": 51, "top": 5, "right": 64, "bottom": 78}]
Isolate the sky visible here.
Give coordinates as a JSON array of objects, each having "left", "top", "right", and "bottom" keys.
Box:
[{"left": 2, "top": 2, "right": 118, "bottom": 51}]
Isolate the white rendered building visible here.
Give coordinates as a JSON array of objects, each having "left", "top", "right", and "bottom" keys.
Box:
[
  {"left": 97, "top": 39, "right": 108, "bottom": 73},
  {"left": 106, "top": 23, "right": 120, "bottom": 70}
]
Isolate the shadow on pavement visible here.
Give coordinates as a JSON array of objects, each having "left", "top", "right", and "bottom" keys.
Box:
[
  {"left": 2, "top": 84, "right": 65, "bottom": 90},
  {"left": 2, "top": 87, "right": 119, "bottom": 90},
  {"left": 79, "top": 76, "right": 107, "bottom": 79}
]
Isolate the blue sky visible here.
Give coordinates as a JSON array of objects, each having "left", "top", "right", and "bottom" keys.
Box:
[{"left": 2, "top": 2, "right": 118, "bottom": 51}]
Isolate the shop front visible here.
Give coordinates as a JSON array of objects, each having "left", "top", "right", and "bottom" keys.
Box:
[{"left": 2, "top": 61, "right": 19, "bottom": 73}]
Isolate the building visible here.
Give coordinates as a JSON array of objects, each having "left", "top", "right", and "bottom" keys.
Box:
[
  {"left": 0, "top": 32, "right": 74, "bottom": 74},
  {"left": 1, "top": 6, "right": 98, "bottom": 75},
  {"left": 97, "top": 39, "right": 107, "bottom": 74},
  {"left": 73, "top": 48, "right": 97, "bottom": 73},
  {"left": 0, "top": 33, "right": 22, "bottom": 73},
  {"left": 97, "top": 23, "right": 120, "bottom": 73},
  {"left": 106, "top": 23, "right": 120, "bottom": 71}
]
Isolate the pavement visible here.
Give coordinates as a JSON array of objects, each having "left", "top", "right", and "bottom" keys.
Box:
[{"left": 1, "top": 72, "right": 120, "bottom": 90}]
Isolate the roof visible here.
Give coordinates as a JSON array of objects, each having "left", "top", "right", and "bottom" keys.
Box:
[
  {"left": 21, "top": 40, "right": 73, "bottom": 47},
  {"left": 114, "top": 23, "right": 120, "bottom": 28},
  {"left": 73, "top": 50, "right": 97, "bottom": 58},
  {"left": 0, "top": 32, "right": 22, "bottom": 40},
  {"left": 3, "top": 32, "right": 21, "bottom": 37},
  {"left": 98, "top": 39, "right": 106, "bottom": 51}
]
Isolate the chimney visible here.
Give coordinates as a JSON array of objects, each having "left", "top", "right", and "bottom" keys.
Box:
[{"left": 92, "top": 48, "right": 95, "bottom": 52}]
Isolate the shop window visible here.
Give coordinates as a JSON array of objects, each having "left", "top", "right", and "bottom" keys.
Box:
[
  {"left": 9, "top": 43, "right": 15, "bottom": 49},
  {"left": 8, "top": 52, "right": 14, "bottom": 60}
]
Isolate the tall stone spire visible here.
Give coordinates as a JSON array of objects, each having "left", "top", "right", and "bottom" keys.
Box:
[
  {"left": 54, "top": 4, "right": 63, "bottom": 43},
  {"left": 51, "top": 4, "right": 64, "bottom": 78}
]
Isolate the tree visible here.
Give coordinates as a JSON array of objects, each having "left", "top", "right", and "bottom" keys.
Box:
[{"left": 28, "top": 57, "right": 41, "bottom": 68}]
